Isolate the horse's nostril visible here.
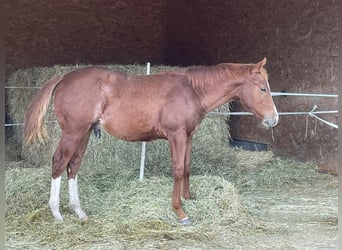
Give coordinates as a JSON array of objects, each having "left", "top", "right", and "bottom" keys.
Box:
[
  {"left": 262, "top": 119, "right": 277, "bottom": 128},
  {"left": 262, "top": 120, "right": 270, "bottom": 128}
]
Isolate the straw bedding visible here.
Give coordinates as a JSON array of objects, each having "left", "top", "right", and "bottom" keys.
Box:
[
  {"left": 5, "top": 65, "right": 337, "bottom": 249},
  {"left": 5, "top": 142, "right": 337, "bottom": 249}
]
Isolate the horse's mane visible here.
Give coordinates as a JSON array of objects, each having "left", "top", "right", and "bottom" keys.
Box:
[
  {"left": 158, "top": 63, "right": 267, "bottom": 88},
  {"left": 183, "top": 63, "right": 254, "bottom": 88}
]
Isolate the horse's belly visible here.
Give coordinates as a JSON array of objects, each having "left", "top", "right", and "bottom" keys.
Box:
[
  {"left": 100, "top": 114, "right": 165, "bottom": 142},
  {"left": 105, "top": 127, "right": 162, "bottom": 141}
]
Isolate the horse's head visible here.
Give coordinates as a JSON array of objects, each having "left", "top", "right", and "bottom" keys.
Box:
[{"left": 237, "top": 58, "right": 279, "bottom": 128}]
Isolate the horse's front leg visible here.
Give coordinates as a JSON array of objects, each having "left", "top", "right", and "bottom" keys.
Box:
[
  {"left": 182, "top": 136, "right": 193, "bottom": 200},
  {"left": 168, "top": 132, "right": 192, "bottom": 226}
]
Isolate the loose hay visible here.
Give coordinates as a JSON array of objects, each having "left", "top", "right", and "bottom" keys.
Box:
[
  {"left": 5, "top": 149, "right": 337, "bottom": 249},
  {"left": 5, "top": 164, "right": 260, "bottom": 249}
]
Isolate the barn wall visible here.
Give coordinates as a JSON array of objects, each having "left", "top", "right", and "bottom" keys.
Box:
[
  {"left": 165, "top": 0, "right": 338, "bottom": 173},
  {"left": 5, "top": 1, "right": 338, "bottom": 173},
  {"left": 5, "top": 0, "right": 167, "bottom": 77}
]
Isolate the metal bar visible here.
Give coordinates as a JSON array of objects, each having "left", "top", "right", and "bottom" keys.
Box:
[
  {"left": 271, "top": 92, "right": 338, "bottom": 98},
  {"left": 139, "top": 142, "right": 146, "bottom": 181},
  {"left": 211, "top": 107, "right": 338, "bottom": 129},
  {"left": 308, "top": 113, "right": 338, "bottom": 129},
  {"left": 210, "top": 110, "right": 338, "bottom": 116},
  {"left": 139, "top": 62, "right": 150, "bottom": 181},
  {"left": 5, "top": 110, "right": 338, "bottom": 127},
  {"left": 5, "top": 120, "right": 57, "bottom": 127},
  {"left": 4, "top": 123, "right": 25, "bottom": 127},
  {"left": 5, "top": 86, "right": 40, "bottom": 89}
]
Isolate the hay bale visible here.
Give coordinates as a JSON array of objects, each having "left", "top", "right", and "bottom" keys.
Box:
[{"left": 6, "top": 64, "right": 230, "bottom": 166}]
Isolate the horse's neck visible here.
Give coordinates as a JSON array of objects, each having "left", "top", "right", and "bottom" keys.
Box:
[
  {"left": 187, "top": 67, "right": 242, "bottom": 113},
  {"left": 196, "top": 82, "right": 240, "bottom": 113}
]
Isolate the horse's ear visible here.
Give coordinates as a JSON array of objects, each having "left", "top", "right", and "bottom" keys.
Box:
[
  {"left": 258, "top": 57, "right": 266, "bottom": 68},
  {"left": 253, "top": 57, "right": 267, "bottom": 72}
]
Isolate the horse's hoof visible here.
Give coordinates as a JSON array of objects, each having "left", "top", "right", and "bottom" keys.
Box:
[
  {"left": 79, "top": 215, "right": 89, "bottom": 221},
  {"left": 52, "top": 212, "right": 64, "bottom": 221},
  {"left": 180, "top": 217, "right": 192, "bottom": 226},
  {"left": 53, "top": 215, "right": 64, "bottom": 222}
]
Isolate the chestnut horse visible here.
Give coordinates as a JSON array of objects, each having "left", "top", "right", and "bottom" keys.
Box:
[{"left": 24, "top": 58, "right": 278, "bottom": 225}]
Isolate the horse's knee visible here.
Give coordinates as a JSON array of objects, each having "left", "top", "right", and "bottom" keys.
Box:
[{"left": 173, "top": 167, "right": 184, "bottom": 181}]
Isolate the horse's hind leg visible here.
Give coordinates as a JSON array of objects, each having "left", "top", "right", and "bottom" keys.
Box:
[
  {"left": 67, "top": 130, "right": 91, "bottom": 220},
  {"left": 49, "top": 176, "right": 63, "bottom": 220},
  {"left": 49, "top": 131, "right": 87, "bottom": 221}
]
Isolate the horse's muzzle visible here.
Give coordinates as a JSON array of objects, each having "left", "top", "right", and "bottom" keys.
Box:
[{"left": 262, "top": 114, "right": 279, "bottom": 128}]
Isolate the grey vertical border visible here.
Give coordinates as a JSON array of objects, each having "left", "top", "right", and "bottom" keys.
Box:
[
  {"left": 0, "top": 0, "right": 5, "bottom": 249},
  {"left": 338, "top": 0, "right": 342, "bottom": 247}
]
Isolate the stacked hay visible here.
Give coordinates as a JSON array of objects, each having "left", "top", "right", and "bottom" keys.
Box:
[{"left": 6, "top": 64, "right": 230, "bottom": 166}]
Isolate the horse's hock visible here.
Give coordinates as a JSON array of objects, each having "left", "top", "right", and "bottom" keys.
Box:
[{"left": 5, "top": 0, "right": 338, "bottom": 173}]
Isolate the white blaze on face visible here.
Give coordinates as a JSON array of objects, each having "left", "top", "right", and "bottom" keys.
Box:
[
  {"left": 266, "top": 79, "right": 279, "bottom": 126},
  {"left": 273, "top": 103, "right": 279, "bottom": 125},
  {"left": 266, "top": 79, "right": 270, "bottom": 89}
]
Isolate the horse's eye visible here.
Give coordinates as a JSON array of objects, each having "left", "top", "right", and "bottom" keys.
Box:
[{"left": 260, "top": 87, "right": 267, "bottom": 93}]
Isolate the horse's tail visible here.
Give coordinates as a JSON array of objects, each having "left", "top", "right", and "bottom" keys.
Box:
[{"left": 24, "top": 75, "right": 64, "bottom": 144}]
